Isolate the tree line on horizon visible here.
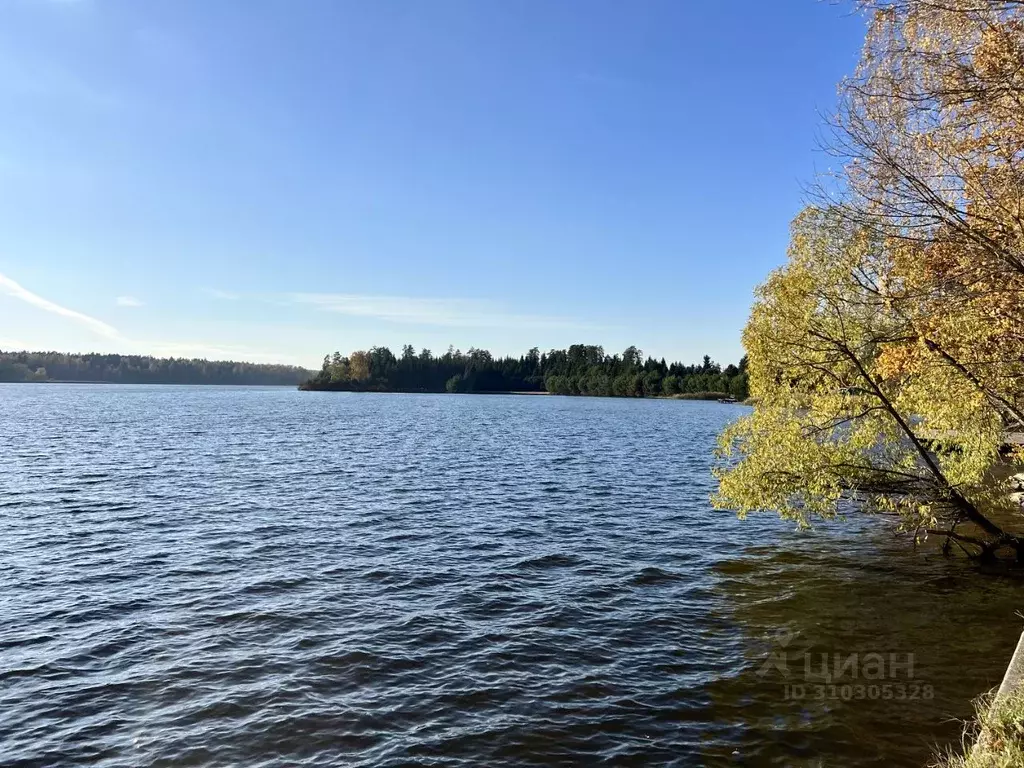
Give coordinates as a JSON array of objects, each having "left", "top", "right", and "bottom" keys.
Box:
[
  {"left": 715, "top": 0, "right": 1024, "bottom": 563},
  {"left": 0, "top": 351, "right": 313, "bottom": 386},
  {"left": 302, "top": 344, "right": 749, "bottom": 399}
]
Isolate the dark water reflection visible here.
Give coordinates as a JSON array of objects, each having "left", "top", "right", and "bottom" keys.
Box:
[
  {"left": 0, "top": 385, "right": 1020, "bottom": 767},
  {"left": 706, "top": 539, "right": 1021, "bottom": 766}
]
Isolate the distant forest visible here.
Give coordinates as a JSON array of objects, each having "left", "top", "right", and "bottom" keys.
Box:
[
  {"left": 0, "top": 351, "right": 313, "bottom": 386},
  {"left": 302, "top": 345, "right": 749, "bottom": 399}
]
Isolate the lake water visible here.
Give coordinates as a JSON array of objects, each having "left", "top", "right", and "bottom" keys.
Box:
[{"left": 1, "top": 385, "right": 1021, "bottom": 767}]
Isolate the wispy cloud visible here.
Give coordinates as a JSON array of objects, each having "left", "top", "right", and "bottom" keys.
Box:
[
  {"left": 202, "top": 287, "right": 240, "bottom": 301},
  {"left": 0, "top": 273, "right": 307, "bottom": 364},
  {"left": 0, "top": 272, "right": 120, "bottom": 339},
  {"left": 288, "top": 293, "right": 599, "bottom": 330}
]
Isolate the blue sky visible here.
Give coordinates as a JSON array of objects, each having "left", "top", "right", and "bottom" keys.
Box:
[{"left": 0, "top": 0, "right": 865, "bottom": 368}]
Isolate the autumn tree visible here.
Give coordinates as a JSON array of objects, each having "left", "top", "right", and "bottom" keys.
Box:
[
  {"left": 716, "top": 0, "right": 1024, "bottom": 561},
  {"left": 348, "top": 350, "right": 371, "bottom": 382},
  {"left": 715, "top": 208, "right": 1022, "bottom": 561},
  {"left": 827, "top": 0, "right": 1024, "bottom": 427}
]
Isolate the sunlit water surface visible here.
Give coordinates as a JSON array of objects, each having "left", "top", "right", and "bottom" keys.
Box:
[{"left": 1, "top": 385, "right": 1020, "bottom": 767}]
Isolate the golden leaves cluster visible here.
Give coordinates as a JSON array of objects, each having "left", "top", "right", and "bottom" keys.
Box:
[{"left": 715, "top": 1, "right": 1024, "bottom": 548}]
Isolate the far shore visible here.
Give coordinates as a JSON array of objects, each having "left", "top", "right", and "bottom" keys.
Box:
[
  {"left": 1, "top": 380, "right": 301, "bottom": 387},
  {"left": 301, "top": 387, "right": 747, "bottom": 402}
]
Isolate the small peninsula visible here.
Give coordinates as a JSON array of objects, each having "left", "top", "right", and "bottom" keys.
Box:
[{"left": 300, "top": 344, "right": 749, "bottom": 400}]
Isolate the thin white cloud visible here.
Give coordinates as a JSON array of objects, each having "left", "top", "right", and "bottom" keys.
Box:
[
  {"left": 287, "top": 293, "right": 599, "bottom": 330},
  {"left": 0, "top": 273, "right": 310, "bottom": 365},
  {"left": 202, "top": 287, "right": 240, "bottom": 300},
  {"left": 0, "top": 272, "right": 120, "bottom": 339}
]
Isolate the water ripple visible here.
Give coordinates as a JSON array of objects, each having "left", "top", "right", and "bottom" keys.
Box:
[{"left": 1, "top": 385, "right": 1021, "bottom": 767}]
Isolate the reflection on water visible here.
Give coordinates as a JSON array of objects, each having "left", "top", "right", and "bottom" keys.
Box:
[
  {"left": 705, "top": 535, "right": 1022, "bottom": 766},
  {"left": 0, "top": 385, "right": 1020, "bottom": 767}
]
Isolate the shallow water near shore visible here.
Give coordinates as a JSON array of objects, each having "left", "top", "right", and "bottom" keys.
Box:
[{"left": 1, "top": 384, "right": 1020, "bottom": 767}]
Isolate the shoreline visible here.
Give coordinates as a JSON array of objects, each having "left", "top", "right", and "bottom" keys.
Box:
[{"left": 299, "top": 385, "right": 746, "bottom": 402}]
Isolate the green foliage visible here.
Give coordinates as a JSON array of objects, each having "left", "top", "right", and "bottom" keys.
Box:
[
  {"left": 0, "top": 351, "right": 311, "bottom": 385},
  {"left": 716, "top": 0, "right": 1024, "bottom": 560},
  {"left": 643, "top": 370, "right": 662, "bottom": 396},
  {"left": 714, "top": 206, "right": 1023, "bottom": 559},
  {"left": 728, "top": 373, "right": 748, "bottom": 400},
  {"left": 934, "top": 689, "right": 1024, "bottom": 768},
  {"left": 303, "top": 343, "right": 749, "bottom": 400},
  {"left": 544, "top": 375, "right": 572, "bottom": 395}
]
